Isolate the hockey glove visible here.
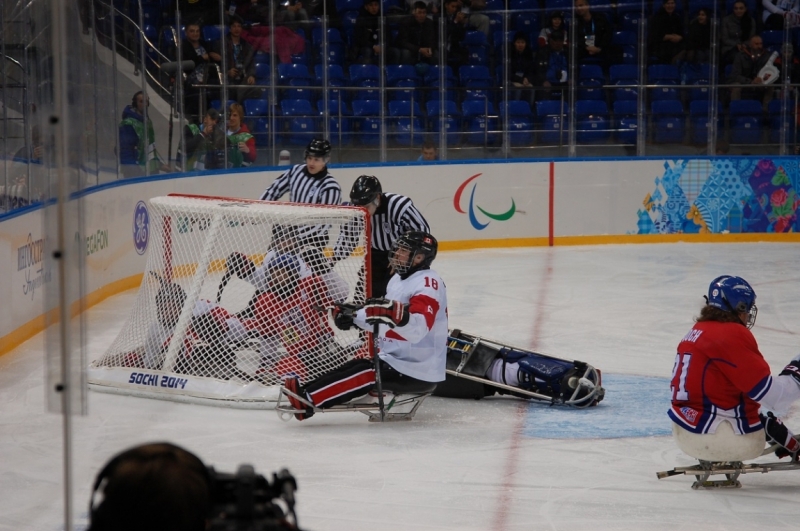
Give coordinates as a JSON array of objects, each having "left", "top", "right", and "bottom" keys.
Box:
[
  {"left": 363, "top": 298, "right": 409, "bottom": 328},
  {"left": 779, "top": 356, "right": 800, "bottom": 386},
  {"left": 761, "top": 411, "right": 800, "bottom": 459},
  {"left": 332, "top": 303, "right": 358, "bottom": 331},
  {"left": 225, "top": 252, "right": 256, "bottom": 279}
]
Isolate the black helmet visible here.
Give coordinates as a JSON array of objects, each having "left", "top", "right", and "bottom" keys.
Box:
[
  {"left": 389, "top": 231, "right": 438, "bottom": 278},
  {"left": 305, "top": 138, "right": 332, "bottom": 159},
  {"left": 350, "top": 175, "right": 382, "bottom": 206}
]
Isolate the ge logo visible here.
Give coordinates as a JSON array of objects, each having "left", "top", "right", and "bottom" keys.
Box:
[{"left": 133, "top": 201, "right": 150, "bottom": 255}]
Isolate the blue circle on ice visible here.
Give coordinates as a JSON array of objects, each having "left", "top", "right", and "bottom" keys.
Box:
[{"left": 522, "top": 374, "right": 672, "bottom": 439}]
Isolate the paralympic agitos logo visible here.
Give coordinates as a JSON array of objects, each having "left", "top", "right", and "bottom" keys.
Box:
[{"left": 453, "top": 173, "right": 516, "bottom": 230}]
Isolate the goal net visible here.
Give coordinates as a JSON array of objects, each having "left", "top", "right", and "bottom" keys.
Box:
[{"left": 89, "top": 194, "right": 371, "bottom": 408}]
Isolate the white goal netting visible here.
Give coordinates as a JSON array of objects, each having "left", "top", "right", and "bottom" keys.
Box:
[{"left": 89, "top": 194, "right": 371, "bottom": 408}]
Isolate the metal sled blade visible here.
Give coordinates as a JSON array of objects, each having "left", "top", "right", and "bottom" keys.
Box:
[
  {"left": 657, "top": 457, "right": 800, "bottom": 489},
  {"left": 276, "top": 384, "right": 430, "bottom": 422}
]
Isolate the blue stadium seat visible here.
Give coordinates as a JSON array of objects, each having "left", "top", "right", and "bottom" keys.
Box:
[
  {"left": 685, "top": 63, "right": 712, "bottom": 102},
  {"left": 426, "top": 100, "right": 462, "bottom": 145},
  {"left": 254, "top": 63, "right": 271, "bottom": 84},
  {"left": 244, "top": 99, "right": 270, "bottom": 147},
  {"left": 424, "top": 65, "right": 455, "bottom": 86},
  {"left": 209, "top": 99, "right": 236, "bottom": 111},
  {"left": 613, "top": 100, "right": 638, "bottom": 145},
  {"left": 318, "top": 100, "right": 352, "bottom": 146},
  {"left": 462, "top": 99, "right": 498, "bottom": 146},
  {"left": 386, "top": 64, "right": 420, "bottom": 85},
  {"left": 760, "top": 30, "right": 786, "bottom": 53},
  {"left": 312, "top": 27, "right": 346, "bottom": 65},
  {"left": 768, "top": 98, "right": 797, "bottom": 144},
  {"left": 315, "top": 64, "right": 348, "bottom": 103},
  {"left": 352, "top": 99, "right": 383, "bottom": 145},
  {"left": 512, "top": 13, "right": 540, "bottom": 37},
  {"left": 689, "top": 100, "right": 723, "bottom": 145},
  {"left": 609, "top": 64, "right": 639, "bottom": 101},
  {"left": 651, "top": 100, "right": 685, "bottom": 143},
  {"left": 575, "top": 100, "right": 610, "bottom": 144},
  {"left": 648, "top": 64, "right": 680, "bottom": 101},
  {"left": 612, "top": 31, "right": 638, "bottom": 64},
  {"left": 618, "top": 11, "right": 643, "bottom": 32},
  {"left": 578, "top": 64, "right": 606, "bottom": 101},
  {"left": 464, "top": 31, "right": 490, "bottom": 66},
  {"left": 280, "top": 99, "right": 317, "bottom": 145},
  {"left": 729, "top": 99, "right": 763, "bottom": 144},
  {"left": 335, "top": 0, "right": 362, "bottom": 12},
  {"left": 536, "top": 100, "right": 568, "bottom": 145},
  {"left": 509, "top": 0, "right": 536, "bottom": 9},
  {"left": 202, "top": 25, "right": 227, "bottom": 43},
  {"left": 388, "top": 101, "right": 424, "bottom": 146},
  {"left": 350, "top": 64, "right": 380, "bottom": 84},
  {"left": 500, "top": 100, "right": 534, "bottom": 146}
]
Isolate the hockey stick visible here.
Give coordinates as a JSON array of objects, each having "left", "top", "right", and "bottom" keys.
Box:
[
  {"left": 373, "top": 320, "right": 385, "bottom": 422},
  {"left": 216, "top": 269, "right": 233, "bottom": 303}
]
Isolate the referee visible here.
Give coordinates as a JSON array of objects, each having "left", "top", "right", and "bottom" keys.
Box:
[
  {"left": 259, "top": 138, "right": 341, "bottom": 247},
  {"left": 259, "top": 138, "right": 341, "bottom": 205},
  {"left": 334, "top": 175, "right": 430, "bottom": 298}
]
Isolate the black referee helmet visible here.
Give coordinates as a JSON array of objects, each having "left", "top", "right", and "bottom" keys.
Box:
[
  {"left": 350, "top": 175, "right": 382, "bottom": 206},
  {"left": 304, "top": 138, "right": 332, "bottom": 159}
]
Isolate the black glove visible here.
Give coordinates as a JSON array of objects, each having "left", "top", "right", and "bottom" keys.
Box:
[
  {"left": 779, "top": 356, "right": 800, "bottom": 385},
  {"left": 761, "top": 411, "right": 800, "bottom": 459},
  {"left": 226, "top": 252, "right": 256, "bottom": 278},
  {"left": 363, "top": 298, "right": 409, "bottom": 328},
  {"left": 332, "top": 303, "right": 358, "bottom": 331}
]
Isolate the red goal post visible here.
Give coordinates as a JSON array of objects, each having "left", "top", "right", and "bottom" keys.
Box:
[{"left": 88, "top": 194, "right": 372, "bottom": 408}]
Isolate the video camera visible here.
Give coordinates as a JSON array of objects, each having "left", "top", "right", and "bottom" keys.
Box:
[{"left": 207, "top": 464, "right": 302, "bottom": 531}]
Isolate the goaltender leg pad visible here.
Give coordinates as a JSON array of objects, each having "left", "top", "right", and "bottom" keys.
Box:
[{"left": 304, "top": 358, "right": 376, "bottom": 409}]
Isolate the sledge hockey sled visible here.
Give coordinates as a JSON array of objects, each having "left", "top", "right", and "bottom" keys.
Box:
[
  {"left": 434, "top": 329, "right": 605, "bottom": 408},
  {"left": 656, "top": 449, "right": 800, "bottom": 489},
  {"left": 658, "top": 421, "right": 800, "bottom": 488},
  {"left": 275, "top": 378, "right": 436, "bottom": 422}
]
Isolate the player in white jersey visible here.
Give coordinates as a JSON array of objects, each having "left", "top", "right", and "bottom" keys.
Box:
[{"left": 283, "top": 230, "right": 447, "bottom": 420}]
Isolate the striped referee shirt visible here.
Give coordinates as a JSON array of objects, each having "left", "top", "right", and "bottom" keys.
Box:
[
  {"left": 259, "top": 164, "right": 342, "bottom": 205},
  {"left": 334, "top": 192, "right": 430, "bottom": 260}
]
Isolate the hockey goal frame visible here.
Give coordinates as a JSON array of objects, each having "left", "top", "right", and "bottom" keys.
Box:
[{"left": 88, "top": 193, "right": 373, "bottom": 409}]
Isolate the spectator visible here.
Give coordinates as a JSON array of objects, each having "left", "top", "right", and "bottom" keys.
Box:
[
  {"left": 762, "top": 0, "right": 800, "bottom": 30},
  {"left": 538, "top": 11, "right": 568, "bottom": 49},
  {"left": 727, "top": 34, "right": 775, "bottom": 108},
  {"left": 354, "top": 0, "right": 387, "bottom": 65},
  {"left": 226, "top": 103, "right": 257, "bottom": 167},
  {"left": 277, "top": 0, "right": 310, "bottom": 30},
  {"left": 649, "top": 0, "right": 685, "bottom": 65},
  {"left": 573, "top": 0, "right": 612, "bottom": 68},
  {"left": 87, "top": 442, "right": 209, "bottom": 531},
  {"left": 775, "top": 43, "right": 800, "bottom": 99},
  {"left": 390, "top": 2, "right": 438, "bottom": 67},
  {"left": 721, "top": 1, "right": 756, "bottom": 66},
  {"left": 181, "top": 108, "right": 227, "bottom": 170},
  {"left": 418, "top": 140, "right": 438, "bottom": 160},
  {"left": 508, "top": 31, "right": 537, "bottom": 105},
  {"left": 181, "top": 22, "right": 222, "bottom": 121},
  {"left": 451, "top": 0, "right": 490, "bottom": 38},
  {"left": 535, "top": 29, "right": 568, "bottom": 101},
  {"left": 119, "top": 91, "right": 169, "bottom": 177},
  {"left": 685, "top": 8, "right": 712, "bottom": 64},
  {"left": 441, "top": 0, "right": 469, "bottom": 71},
  {"left": 218, "top": 16, "right": 261, "bottom": 105}
]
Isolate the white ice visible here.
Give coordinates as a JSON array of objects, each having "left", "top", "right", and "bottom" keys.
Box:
[{"left": 3, "top": 242, "right": 800, "bottom": 531}]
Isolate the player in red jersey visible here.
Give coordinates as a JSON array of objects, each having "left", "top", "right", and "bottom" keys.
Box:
[
  {"left": 245, "top": 254, "right": 339, "bottom": 383},
  {"left": 669, "top": 275, "right": 800, "bottom": 460}
]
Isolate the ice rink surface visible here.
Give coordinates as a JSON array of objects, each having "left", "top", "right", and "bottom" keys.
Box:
[{"left": 3, "top": 242, "right": 800, "bottom": 531}]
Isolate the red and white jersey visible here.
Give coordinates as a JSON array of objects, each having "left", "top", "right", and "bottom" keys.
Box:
[
  {"left": 247, "top": 275, "right": 334, "bottom": 356},
  {"left": 669, "top": 321, "right": 772, "bottom": 435},
  {"left": 354, "top": 268, "right": 448, "bottom": 383}
]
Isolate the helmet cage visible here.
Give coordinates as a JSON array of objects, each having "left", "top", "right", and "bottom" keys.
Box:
[{"left": 389, "top": 231, "right": 437, "bottom": 277}]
